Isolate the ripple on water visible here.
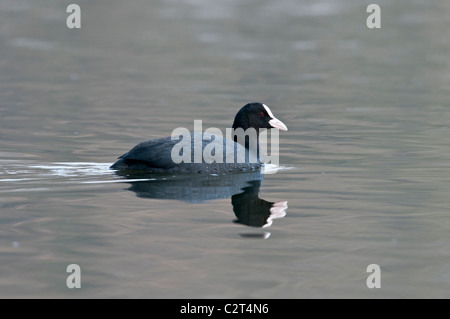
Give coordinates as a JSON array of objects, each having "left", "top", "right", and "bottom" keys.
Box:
[{"left": 0, "top": 161, "right": 115, "bottom": 193}]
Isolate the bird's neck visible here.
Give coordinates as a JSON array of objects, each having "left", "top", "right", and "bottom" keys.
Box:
[{"left": 232, "top": 127, "right": 261, "bottom": 161}]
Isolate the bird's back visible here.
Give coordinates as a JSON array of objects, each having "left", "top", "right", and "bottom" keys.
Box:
[{"left": 110, "top": 132, "right": 261, "bottom": 173}]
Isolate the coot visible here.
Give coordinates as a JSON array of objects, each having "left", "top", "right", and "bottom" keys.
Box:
[{"left": 110, "top": 102, "right": 287, "bottom": 173}]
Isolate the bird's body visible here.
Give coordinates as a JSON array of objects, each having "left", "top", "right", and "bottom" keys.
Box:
[
  {"left": 110, "top": 132, "right": 261, "bottom": 173},
  {"left": 110, "top": 103, "right": 287, "bottom": 173}
]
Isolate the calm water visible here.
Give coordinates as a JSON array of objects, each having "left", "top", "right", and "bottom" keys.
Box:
[{"left": 1, "top": 0, "right": 450, "bottom": 298}]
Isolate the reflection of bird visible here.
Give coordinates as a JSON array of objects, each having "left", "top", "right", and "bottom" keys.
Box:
[
  {"left": 232, "top": 181, "right": 288, "bottom": 228},
  {"left": 118, "top": 170, "right": 264, "bottom": 203},
  {"left": 115, "top": 170, "right": 287, "bottom": 228},
  {"left": 110, "top": 102, "right": 287, "bottom": 173}
]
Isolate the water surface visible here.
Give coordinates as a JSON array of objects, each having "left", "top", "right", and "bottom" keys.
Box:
[{"left": 1, "top": 0, "right": 450, "bottom": 298}]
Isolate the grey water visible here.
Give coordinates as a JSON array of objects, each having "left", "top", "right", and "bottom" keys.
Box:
[{"left": 1, "top": 0, "right": 450, "bottom": 298}]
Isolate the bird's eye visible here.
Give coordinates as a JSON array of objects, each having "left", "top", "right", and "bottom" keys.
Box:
[{"left": 260, "top": 112, "right": 265, "bottom": 117}]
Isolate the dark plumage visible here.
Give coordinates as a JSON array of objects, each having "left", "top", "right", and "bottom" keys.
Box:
[{"left": 110, "top": 102, "right": 287, "bottom": 173}]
